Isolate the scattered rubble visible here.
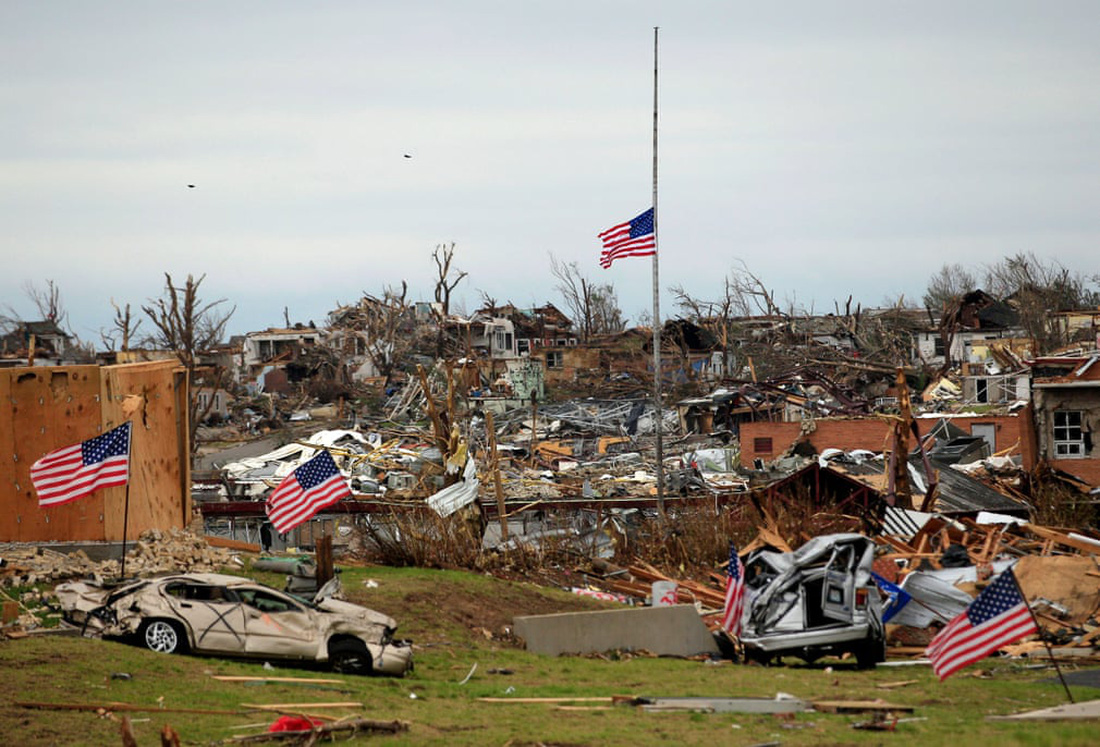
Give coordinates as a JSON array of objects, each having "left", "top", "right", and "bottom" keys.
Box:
[
  {"left": 1, "top": 529, "right": 238, "bottom": 590},
  {"left": 0, "top": 529, "right": 240, "bottom": 636}
]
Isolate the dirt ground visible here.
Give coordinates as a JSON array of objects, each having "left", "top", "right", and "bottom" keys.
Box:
[{"left": 334, "top": 564, "right": 614, "bottom": 645}]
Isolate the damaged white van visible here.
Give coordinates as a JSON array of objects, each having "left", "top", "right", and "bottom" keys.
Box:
[{"left": 738, "top": 533, "right": 886, "bottom": 668}]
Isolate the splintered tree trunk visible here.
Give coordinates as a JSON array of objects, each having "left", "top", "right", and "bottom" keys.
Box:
[{"left": 889, "top": 368, "right": 911, "bottom": 508}]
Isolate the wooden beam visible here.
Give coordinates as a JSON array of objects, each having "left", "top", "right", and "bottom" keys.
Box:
[
  {"left": 212, "top": 676, "right": 344, "bottom": 684},
  {"left": 240, "top": 702, "right": 362, "bottom": 710},
  {"left": 16, "top": 701, "right": 241, "bottom": 715}
]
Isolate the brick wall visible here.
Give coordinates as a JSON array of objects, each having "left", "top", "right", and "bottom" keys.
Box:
[
  {"left": 1050, "top": 459, "right": 1100, "bottom": 486},
  {"left": 740, "top": 419, "right": 889, "bottom": 467},
  {"left": 740, "top": 411, "right": 1037, "bottom": 470}
]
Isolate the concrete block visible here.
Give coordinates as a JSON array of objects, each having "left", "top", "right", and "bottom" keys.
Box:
[{"left": 514, "top": 604, "right": 719, "bottom": 657}]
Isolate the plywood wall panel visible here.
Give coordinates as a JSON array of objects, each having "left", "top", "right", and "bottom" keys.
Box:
[
  {"left": 4, "top": 366, "right": 107, "bottom": 541},
  {"left": 0, "top": 361, "right": 188, "bottom": 543},
  {"left": 100, "top": 361, "right": 190, "bottom": 540}
]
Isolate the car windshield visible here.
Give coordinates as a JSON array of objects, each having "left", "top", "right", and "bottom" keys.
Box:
[{"left": 164, "top": 582, "right": 228, "bottom": 602}]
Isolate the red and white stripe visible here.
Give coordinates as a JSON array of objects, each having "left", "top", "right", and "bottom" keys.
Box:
[
  {"left": 721, "top": 570, "right": 745, "bottom": 637},
  {"left": 31, "top": 445, "right": 129, "bottom": 508},
  {"left": 266, "top": 473, "right": 351, "bottom": 534},
  {"left": 598, "top": 222, "right": 656, "bottom": 269},
  {"left": 927, "top": 603, "right": 1036, "bottom": 680}
]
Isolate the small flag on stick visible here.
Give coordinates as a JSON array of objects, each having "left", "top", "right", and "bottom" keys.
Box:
[
  {"left": 925, "top": 568, "right": 1037, "bottom": 680},
  {"left": 721, "top": 542, "right": 746, "bottom": 637},
  {"left": 31, "top": 421, "right": 132, "bottom": 508},
  {"left": 266, "top": 450, "right": 352, "bottom": 533}
]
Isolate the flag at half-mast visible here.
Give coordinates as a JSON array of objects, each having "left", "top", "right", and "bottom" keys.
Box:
[
  {"left": 598, "top": 207, "right": 655, "bottom": 268},
  {"left": 30, "top": 421, "right": 132, "bottom": 508}
]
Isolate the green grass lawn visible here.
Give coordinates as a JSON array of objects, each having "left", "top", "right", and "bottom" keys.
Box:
[{"left": 1, "top": 562, "right": 1097, "bottom": 745}]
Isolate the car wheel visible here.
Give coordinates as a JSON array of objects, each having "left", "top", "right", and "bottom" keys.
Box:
[
  {"left": 329, "top": 639, "right": 372, "bottom": 675},
  {"left": 854, "top": 635, "right": 885, "bottom": 669},
  {"left": 139, "top": 619, "right": 187, "bottom": 654},
  {"left": 744, "top": 648, "right": 773, "bottom": 666}
]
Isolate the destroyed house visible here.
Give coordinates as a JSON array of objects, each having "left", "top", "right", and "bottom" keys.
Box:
[
  {"left": 0, "top": 320, "right": 73, "bottom": 365},
  {"left": 961, "top": 367, "right": 1031, "bottom": 405},
  {"left": 1049, "top": 308, "right": 1100, "bottom": 345},
  {"left": 820, "top": 452, "right": 1030, "bottom": 518},
  {"left": 243, "top": 326, "right": 323, "bottom": 368},
  {"left": 466, "top": 313, "right": 517, "bottom": 360},
  {"left": 235, "top": 326, "right": 328, "bottom": 395},
  {"left": 661, "top": 319, "right": 725, "bottom": 382},
  {"left": 1030, "top": 354, "right": 1100, "bottom": 486},
  {"left": 198, "top": 340, "right": 243, "bottom": 385},
  {"left": 533, "top": 326, "right": 707, "bottom": 390},
  {"left": 914, "top": 290, "right": 1026, "bottom": 367},
  {"left": 491, "top": 303, "right": 576, "bottom": 356},
  {"left": 676, "top": 390, "right": 783, "bottom": 438},
  {"left": 957, "top": 339, "right": 1033, "bottom": 405}
]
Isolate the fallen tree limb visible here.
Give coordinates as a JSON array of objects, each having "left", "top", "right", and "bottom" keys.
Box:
[
  {"left": 211, "top": 676, "right": 345, "bottom": 684},
  {"left": 16, "top": 701, "right": 241, "bottom": 716}
]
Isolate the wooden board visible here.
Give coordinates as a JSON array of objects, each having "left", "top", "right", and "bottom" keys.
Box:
[
  {"left": 0, "top": 362, "right": 188, "bottom": 543},
  {"left": 4, "top": 366, "right": 106, "bottom": 541},
  {"left": 812, "top": 700, "right": 914, "bottom": 714},
  {"left": 99, "top": 360, "right": 189, "bottom": 540}
]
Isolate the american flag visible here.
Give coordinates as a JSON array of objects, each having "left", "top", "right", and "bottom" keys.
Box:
[
  {"left": 721, "top": 542, "right": 746, "bottom": 637},
  {"left": 30, "top": 421, "right": 132, "bottom": 508},
  {"left": 265, "top": 450, "right": 351, "bottom": 533},
  {"left": 926, "top": 568, "right": 1037, "bottom": 680},
  {"left": 598, "top": 208, "right": 656, "bottom": 269}
]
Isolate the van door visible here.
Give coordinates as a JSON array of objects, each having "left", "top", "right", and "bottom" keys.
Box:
[{"left": 821, "top": 545, "right": 856, "bottom": 623}]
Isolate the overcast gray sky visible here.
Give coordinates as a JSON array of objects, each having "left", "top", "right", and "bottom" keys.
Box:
[{"left": 4, "top": 2, "right": 1099, "bottom": 342}]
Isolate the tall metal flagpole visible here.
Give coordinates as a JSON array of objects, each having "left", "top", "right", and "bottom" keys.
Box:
[{"left": 651, "top": 26, "right": 667, "bottom": 523}]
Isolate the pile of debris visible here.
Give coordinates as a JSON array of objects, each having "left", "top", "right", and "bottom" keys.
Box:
[
  {"left": 873, "top": 516, "right": 1100, "bottom": 653},
  {"left": 0, "top": 528, "right": 239, "bottom": 589},
  {"left": 563, "top": 513, "right": 1100, "bottom": 667}
]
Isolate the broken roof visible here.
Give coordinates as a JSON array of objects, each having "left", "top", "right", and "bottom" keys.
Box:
[
  {"left": 821, "top": 451, "right": 1028, "bottom": 516},
  {"left": 1031, "top": 353, "right": 1100, "bottom": 388}
]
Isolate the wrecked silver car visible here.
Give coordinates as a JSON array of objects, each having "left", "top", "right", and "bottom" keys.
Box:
[
  {"left": 55, "top": 573, "right": 412, "bottom": 676},
  {"left": 739, "top": 533, "right": 885, "bottom": 668}
]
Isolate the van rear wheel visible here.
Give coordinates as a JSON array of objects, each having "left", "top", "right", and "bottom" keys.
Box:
[
  {"left": 854, "top": 634, "right": 885, "bottom": 669},
  {"left": 744, "top": 648, "right": 773, "bottom": 666}
]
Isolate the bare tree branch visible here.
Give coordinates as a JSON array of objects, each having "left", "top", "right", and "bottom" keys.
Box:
[
  {"left": 141, "top": 273, "right": 235, "bottom": 456},
  {"left": 330, "top": 282, "right": 413, "bottom": 389},
  {"left": 432, "top": 242, "right": 468, "bottom": 357},
  {"left": 100, "top": 298, "right": 143, "bottom": 353},
  {"left": 549, "top": 254, "right": 625, "bottom": 341}
]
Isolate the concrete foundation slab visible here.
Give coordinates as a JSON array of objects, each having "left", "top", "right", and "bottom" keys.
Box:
[{"left": 988, "top": 699, "right": 1100, "bottom": 721}]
